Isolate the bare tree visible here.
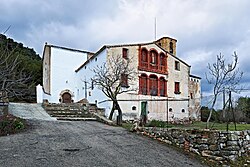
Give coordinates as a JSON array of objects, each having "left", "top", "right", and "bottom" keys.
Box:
[
  {"left": 92, "top": 54, "right": 136, "bottom": 125},
  {"left": 205, "top": 52, "right": 243, "bottom": 128},
  {"left": 0, "top": 42, "right": 32, "bottom": 102}
]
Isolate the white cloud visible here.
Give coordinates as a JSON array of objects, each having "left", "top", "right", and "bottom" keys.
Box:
[{"left": 1, "top": 0, "right": 250, "bottom": 101}]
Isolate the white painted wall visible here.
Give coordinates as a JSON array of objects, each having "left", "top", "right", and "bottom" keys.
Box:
[
  {"left": 36, "top": 84, "right": 43, "bottom": 103},
  {"left": 76, "top": 48, "right": 111, "bottom": 115},
  {"left": 46, "top": 47, "right": 88, "bottom": 103}
]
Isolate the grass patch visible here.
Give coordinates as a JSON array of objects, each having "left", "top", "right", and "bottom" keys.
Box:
[
  {"left": 146, "top": 120, "right": 174, "bottom": 128},
  {"left": 176, "top": 121, "right": 250, "bottom": 131},
  {"left": 0, "top": 114, "right": 26, "bottom": 136},
  {"left": 122, "top": 122, "right": 133, "bottom": 131},
  {"left": 123, "top": 120, "right": 250, "bottom": 131}
]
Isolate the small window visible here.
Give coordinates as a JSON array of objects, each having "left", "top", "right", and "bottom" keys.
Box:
[
  {"left": 132, "top": 106, "right": 136, "bottom": 110},
  {"left": 169, "top": 108, "right": 172, "bottom": 112},
  {"left": 121, "top": 74, "right": 128, "bottom": 87},
  {"left": 95, "top": 58, "right": 97, "bottom": 61},
  {"left": 182, "top": 109, "right": 185, "bottom": 113},
  {"left": 174, "top": 82, "right": 180, "bottom": 94},
  {"left": 190, "top": 93, "right": 193, "bottom": 99},
  {"left": 175, "top": 61, "right": 180, "bottom": 70},
  {"left": 122, "top": 48, "right": 128, "bottom": 59},
  {"left": 170, "top": 42, "right": 173, "bottom": 54}
]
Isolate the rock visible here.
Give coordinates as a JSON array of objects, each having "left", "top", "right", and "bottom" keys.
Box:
[
  {"left": 246, "top": 134, "right": 250, "bottom": 140},
  {"left": 228, "top": 133, "right": 238, "bottom": 140},
  {"left": 198, "top": 144, "right": 209, "bottom": 151},
  {"left": 209, "top": 144, "right": 218, "bottom": 151},
  {"left": 214, "top": 156, "right": 224, "bottom": 161},
  {"left": 226, "top": 140, "right": 238, "bottom": 146},
  {"left": 228, "top": 155, "right": 237, "bottom": 161},
  {"left": 178, "top": 136, "right": 185, "bottom": 144},
  {"left": 201, "top": 150, "right": 212, "bottom": 157},
  {"left": 221, "top": 150, "right": 238, "bottom": 156},
  {"left": 220, "top": 142, "right": 226, "bottom": 149},
  {"left": 163, "top": 139, "right": 172, "bottom": 145},
  {"left": 190, "top": 148, "right": 200, "bottom": 155},
  {"left": 224, "top": 145, "right": 240, "bottom": 151}
]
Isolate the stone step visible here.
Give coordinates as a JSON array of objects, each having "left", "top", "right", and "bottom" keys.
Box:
[
  {"left": 46, "top": 110, "right": 88, "bottom": 114},
  {"left": 49, "top": 113, "right": 93, "bottom": 117},
  {"left": 45, "top": 107, "right": 87, "bottom": 111},
  {"left": 57, "top": 117, "right": 97, "bottom": 121},
  {"left": 42, "top": 102, "right": 104, "bottom": 121}
]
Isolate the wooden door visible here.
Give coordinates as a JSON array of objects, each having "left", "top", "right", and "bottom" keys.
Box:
[{"left": 62, "top": 92, "right": 72, "bottom": 103}]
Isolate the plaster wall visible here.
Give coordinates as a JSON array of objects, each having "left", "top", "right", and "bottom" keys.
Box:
[{"left": 47, "top": 47, "right": 88, "bottom": 103}]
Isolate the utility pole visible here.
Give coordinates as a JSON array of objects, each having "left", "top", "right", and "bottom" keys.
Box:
[
  {"left": 222, "top": 88, "right": 226, "bottom": 118},
  {"left": 84, "top": 79, "right": 87, "bottom": 98}
]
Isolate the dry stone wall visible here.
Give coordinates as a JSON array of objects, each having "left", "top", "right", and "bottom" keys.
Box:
[{"left": 139, "top": 127, "right": 250, "bottom": 162}]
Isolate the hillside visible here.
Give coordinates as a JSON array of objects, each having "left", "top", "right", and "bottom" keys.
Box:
[{"left": 0, "top": 34, "right": 42, "bottom": 102}]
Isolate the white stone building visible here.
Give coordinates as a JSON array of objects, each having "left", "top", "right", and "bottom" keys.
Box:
[{"left": 37, "top": 37, "right": 201, "bottom": 122}]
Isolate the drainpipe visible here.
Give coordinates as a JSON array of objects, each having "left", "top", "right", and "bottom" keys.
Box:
[{"left": 166, "top": 97, "right": 168, "bottom": 130}]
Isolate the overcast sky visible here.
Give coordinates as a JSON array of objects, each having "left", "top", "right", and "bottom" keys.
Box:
[{"left": 1, "top": 0, "right": 250, "bottom": 105}]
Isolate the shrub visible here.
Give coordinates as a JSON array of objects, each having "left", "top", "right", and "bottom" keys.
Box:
[
  {"left": 0, "top": 114, "right": 26, "bottom": 136},
  {"left": 146, "top": 119, "right": 173, "bottom": 128},
  {"left": 201, "top": 106, "right": 219, "bottom": 122}
]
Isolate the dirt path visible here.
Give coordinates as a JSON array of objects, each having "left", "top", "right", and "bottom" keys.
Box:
[{"left": 0, "top": 120, "right": 206, "bottom": 167}]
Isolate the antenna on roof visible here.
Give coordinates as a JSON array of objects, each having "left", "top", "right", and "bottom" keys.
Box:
[{"left": 154, "top": 17, "right": 157, "bottom": 40}]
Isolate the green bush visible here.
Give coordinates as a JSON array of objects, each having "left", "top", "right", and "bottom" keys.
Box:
[
  {"left": 201, "top": 106, "right": 219, "bottom": 122},
  {"left": 0, "top": 114, "right": 26, "bottom": 136},
  {"left": 146, "top": 120, "right": 172, "bottom": 128}
]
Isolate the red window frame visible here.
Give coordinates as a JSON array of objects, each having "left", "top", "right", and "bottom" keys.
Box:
[
  {"left": 139, "top": 74, "right": 148, "bottom": 95},
  {"left": 149, "top": 75, "right": 158, "bottom": 96}
]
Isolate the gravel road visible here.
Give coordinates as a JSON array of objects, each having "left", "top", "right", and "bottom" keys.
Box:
[{"left": 0, "top": 120, "right": 206, "bottom": 167}]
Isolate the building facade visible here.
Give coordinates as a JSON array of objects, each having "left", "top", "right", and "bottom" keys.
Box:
[{"left": 37, "top": 37, "right": 201, "bottom": 122}]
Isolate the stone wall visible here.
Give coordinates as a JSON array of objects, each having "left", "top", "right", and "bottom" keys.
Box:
[{"left": 139, "top": 127, "right": 250, "bottom": 162}]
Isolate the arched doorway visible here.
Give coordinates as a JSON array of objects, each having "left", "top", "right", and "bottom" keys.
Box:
[{"left": 62, "top": 92, "right": 72, "bottom": 103}]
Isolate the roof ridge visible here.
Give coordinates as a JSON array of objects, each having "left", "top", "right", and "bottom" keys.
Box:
[{"left": 46, "top": 44, "right": 94, "bottom": 54}]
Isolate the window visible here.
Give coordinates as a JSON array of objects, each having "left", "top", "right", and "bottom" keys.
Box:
[
  {"left": 175, "top": 61, "right": 180, "bottom": 71},
  {"left": 190, "top": 93, "right": 193, "bottom": 99},
  {"left": 159, "top": 77, "right": 167, "bottom": 97},
  {"left": 182, "top": 109, "right": 185, "bottom": 113},
  {"left": 150, "top": 51, "right": 157, "bottom": 64},
  {"left": 141, "top": 49, "right": 148, "bottom": 62},
  {"left": 121, "top": 74, "right": 128, "bottom": 87},
  {"left": 160, "top": 53, "right": 165, "bottom": 66},
  {"left": 169, "top": 108, "right": 172, "bottom": 112},
  {"left": 132, "top": 106, "right": 136, "bottom": 110},
  {"left": 174, "top": 82, "right": 180, "bottom": 94},
  {"left": 149, "top": 75, "right": 158, "bottom": 96},
  {"left": 122, "top": 48, "right": 128, "bottom": 59},
  {"left": 139, "top": 74, "right": 148, "bottom": 95},
  {"left": 169, "top": 42, "right": 173, "bottom": 54}
]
